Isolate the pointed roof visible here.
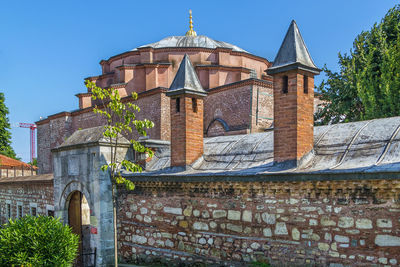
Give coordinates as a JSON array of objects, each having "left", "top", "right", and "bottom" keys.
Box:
[
  {"left": 166, "top": 54, "right": 207, "bottom": 97},
  {"left": 267, "top": 20, "right": 320, "bottom": 75}
]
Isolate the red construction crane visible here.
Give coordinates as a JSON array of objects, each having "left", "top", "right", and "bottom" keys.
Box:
[{"left": 19, "top": 123, "right": 37, "bottom": 164}]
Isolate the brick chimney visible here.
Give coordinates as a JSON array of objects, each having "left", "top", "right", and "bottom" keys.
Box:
[
  {"left": 166, "top": 54, "right": 207, "bottom": 167},
  {"left": 267, "top": 20, "right": 320, "bottom": 167}
]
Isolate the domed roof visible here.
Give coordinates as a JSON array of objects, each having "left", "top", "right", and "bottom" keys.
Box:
[{"left": 134, "top": 35, "right": 248, "bottom": 53}]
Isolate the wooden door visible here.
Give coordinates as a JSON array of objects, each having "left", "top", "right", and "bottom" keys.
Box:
[{"left": 68, "top": 191, "right": 82, "bottom": 267}]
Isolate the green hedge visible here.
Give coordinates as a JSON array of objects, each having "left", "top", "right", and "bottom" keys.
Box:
[{"left": 0, "top": 215, "right": 79, "bottom": 266}]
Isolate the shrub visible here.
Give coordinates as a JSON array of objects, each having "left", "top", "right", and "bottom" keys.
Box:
[{"left": 0, "top": 215, "right": 79, "bottom": 266}]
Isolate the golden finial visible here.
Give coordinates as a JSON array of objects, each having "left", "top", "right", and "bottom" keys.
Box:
[{"left": 185, "top": 9, "right": 197, "bottom": 37}]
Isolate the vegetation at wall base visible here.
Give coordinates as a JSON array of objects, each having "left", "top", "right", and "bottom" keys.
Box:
[
  {"left": 315, "top": 5, "right": 400, "bottom": 125},
  {"left": 0, "top": 215, "right": 79, "bottom": 267}
]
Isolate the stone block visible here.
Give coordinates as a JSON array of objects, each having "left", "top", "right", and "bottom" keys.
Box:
[
  {"left": 338, "top": 217, "right": 354, "bottom": 228},
  {"left": 377, "top": 219, "right": 392, "bottom": 228},
  {"left": 132, "top": 235, "right": 147, "bottom": 244},
  {"left": 228, "top": 210, "right": 241, "bottom": 220},
  {"left": 261, "top": 212, "right": 276, "bottom": 224},
  {"left": 334, "top": 235, "right": 349, "bottom": 243},
  {"left": 227, "top": 223, "right": 242, "bottom": 233},
  {"left": 263, "top": 228, "right": 272, "bottom": 237},
  {"left": 212, "top": 210, "right": 227, "bottom": 219},
  {"left": 292, "top": 228, "right": 300, "bottom": 240},
  {"left": 318, "top": 242, "right": 330, "bottom": 251},
  {"left": 375, "top": 235, "right": 400, "bottom": 246},
  {"left": 183, "top": 206, "right": 192, "bottom": 216},
  {"left": 242, "top": 210, "right": 252, "bottom": 222},
  {"left": 193, "top": 222, "right": 209, "bottom": 231},
  {"left": 356, "top": 218, "right": 372, "bottom": 229},
  {"left": 163, "top": 207, "right": 182, "bottom": 215},
  {"left": 321, "top": 216, "right": 336, "bottom": 226},
  {"left": 274, "top": 222, "right": 288, "bottom": 235}
]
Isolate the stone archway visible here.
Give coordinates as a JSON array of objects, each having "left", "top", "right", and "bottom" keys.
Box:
[{"left": 68, "top": 191, "right": 93, "bottom": 267}]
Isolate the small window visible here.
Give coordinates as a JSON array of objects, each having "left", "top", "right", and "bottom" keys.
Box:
[
  {"left": 17, "top": 205, "right": 22, "bottom": 218},
  {"left": 192, "top": 98, "right": 197, "bottom": 113},
  {"left": 176, "top": 98, "right": 180, "bottom": 113},
  {"left": 31, "top": 207, "right": 37, "bottom": 217},
  {"left": 282, "top": 76, "right": 288, "bottom": 94},
  {"left": 250, "top": 69, "right": 257, "bottom": 79},
  {"left": 303, "top": 75, "right": 308, "bottom": 94},
  {"left": 6, "top": 204, "right": 11, "bottom": 219}
]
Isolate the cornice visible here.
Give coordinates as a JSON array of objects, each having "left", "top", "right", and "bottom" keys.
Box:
[
  {"left": 103, "top": 47, "right": 270, "bottom": 66},
  {"left": 116, "top": 63, "right": 172, "bottom": 70},
  {"left": 195, "top": 64, "right": 251, "bottom": 73},
  {"left": 207, "top": 78, "right": 272, "bottom": 95}
]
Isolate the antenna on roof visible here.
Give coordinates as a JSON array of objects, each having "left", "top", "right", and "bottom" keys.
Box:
[{"left": 185, "top": 9, "right": 197, "bottom": 37}]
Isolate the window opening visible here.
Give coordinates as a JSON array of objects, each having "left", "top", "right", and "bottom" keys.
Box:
[
  {"left": 17, "top": 205, "right": 22, "bottom": 218},
  {"left": 7, "top": 204, "right": 11, "bottom": 218},
  {"left": 282, "top": 76, "right": 288, "bottom": 94},
  {"left": 303, "top": 75, "right": 308, "bottom": 94},
  {"left": 176, "top": 98, "right": 180, "bottom": 113},
  {"left": 31, "top": 207, "right": 37, "bottom": 217},
  {"left": 192, "top": 98, "right": 197, "bottom": 113}
]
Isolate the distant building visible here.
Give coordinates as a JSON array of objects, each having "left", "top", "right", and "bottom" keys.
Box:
[{"left": 0, "top": 154, "right": 37, "bottom": 178}]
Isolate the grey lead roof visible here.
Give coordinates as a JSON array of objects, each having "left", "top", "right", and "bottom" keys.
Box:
[
  {"left": 267, "top": 20, "right": 320, "bottom": 75},
  {"left": 167, "top": 54, "right": 207, "bottom": 97},
  {"left": 134, "top": 35, "right": 248, "bottom": 53},
  {"left": 56, "top": 126, "right": 129, "bottom": 150},
  {"left": 126, "top": 116, "right": 400, "bottom": 176}
]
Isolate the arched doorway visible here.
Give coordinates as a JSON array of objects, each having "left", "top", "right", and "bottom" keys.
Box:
[{"left": 68, "top": 191, "right": 93, "bottom": 267}]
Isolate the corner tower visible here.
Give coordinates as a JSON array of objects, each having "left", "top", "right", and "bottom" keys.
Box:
[
  {"left": 267, "top": 20, "right": 320, "bottom": 167},
  {"left": 166, "top": 54, "right": 207, "bottom": 167}
]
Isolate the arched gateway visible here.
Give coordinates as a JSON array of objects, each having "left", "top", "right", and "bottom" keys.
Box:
[{"left": 52, "top": 126, "right": 132, "bottom": 267}]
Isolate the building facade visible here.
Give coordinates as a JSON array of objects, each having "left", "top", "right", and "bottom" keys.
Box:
[{"left": 2, "top": 15, "right": 400, "bottom": 267}]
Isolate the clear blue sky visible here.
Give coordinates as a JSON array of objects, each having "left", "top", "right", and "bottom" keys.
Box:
[{"left": 1, "top": 0, "right": 398, "bottom": 163}]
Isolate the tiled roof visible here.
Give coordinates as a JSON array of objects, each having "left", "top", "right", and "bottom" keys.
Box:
[{"left": 0, "top": 154, "right": 37, "bottom": 170}]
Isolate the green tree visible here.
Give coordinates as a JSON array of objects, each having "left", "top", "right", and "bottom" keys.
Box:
[
  {"left": 315, "top": 5, "right": 400, "bottom": 125},
  {"left": 86, "top": 80, "right": 154, "bottom": 266},
  {"left": 0, "top": 92, "right": 17, "bottom": 158},
  {"left": 0, "top": 216, "right": 79, "bottom": 266}
]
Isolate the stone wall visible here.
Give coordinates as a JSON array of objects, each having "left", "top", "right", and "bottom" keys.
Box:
[
  {"left": 117, "top": 177, "right": 400, "bottom": 266},
  {"left": 0, "top": 176, "right": 54, "bottom": 224},
  {"left": 0, "top": 167, "right": 37, "bottom": 178}
]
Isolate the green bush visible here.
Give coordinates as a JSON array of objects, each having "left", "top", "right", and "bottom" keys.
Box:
[{"left": 0, "top": 215, "right": 79, "bottom": 266}]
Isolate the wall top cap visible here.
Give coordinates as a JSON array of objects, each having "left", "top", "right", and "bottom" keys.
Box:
[
  {"left": 166, "top": 54, "right": 207, "bottom": 97},
  {"left": 267, "top": 20, "right": 320, "bottom": 75}
]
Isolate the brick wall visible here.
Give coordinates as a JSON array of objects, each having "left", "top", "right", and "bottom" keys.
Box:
[
  {"left": 205, "top": 85, "right": 252, "bottom": 137},
  {"left": 169, "top": 96, "right": 204, "bottom": 166},
  {"left": 37, "top": 114, "right": 73, "bottom": 174},
  {"left": 117, "top": 177, "right": 400, "bottom": 266},
  {"left": 0, "top": 178, "right": 54, "bottom": 224},
  {"left": 273, "top": 70, "right": 315, "bottom": 164}
]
